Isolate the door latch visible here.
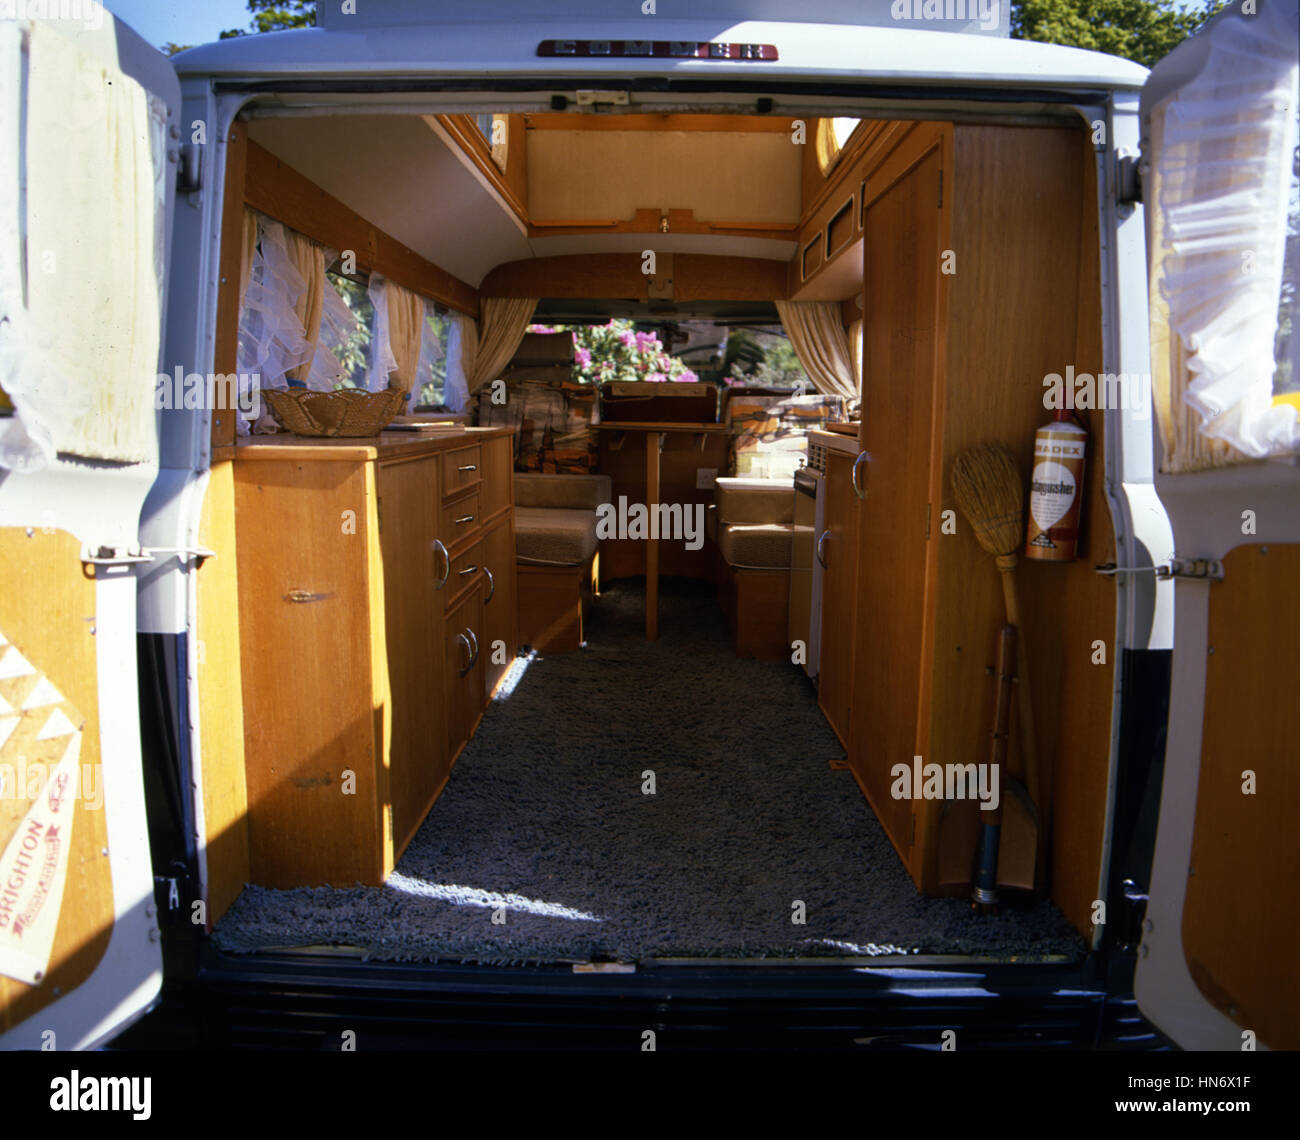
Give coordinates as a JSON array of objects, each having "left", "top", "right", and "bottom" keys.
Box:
[{"left": 1155, "top": 557, "right": 1224, "bottom": 582}]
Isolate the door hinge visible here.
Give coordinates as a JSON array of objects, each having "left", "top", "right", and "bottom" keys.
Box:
[
  {"left": 79, "top": 544, "right": 215, "bottom": 570},
  {"left": 176, "top": 139, "right": 202, "bottom": 195},
  {"left": 1156, "top": 557, "right": 1224, "bottom": 582},
  {"left": 1116, "top": 151, "right": 1142, "bottom": 206}
]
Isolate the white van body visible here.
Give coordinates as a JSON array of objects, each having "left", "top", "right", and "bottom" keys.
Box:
[{"left": 0, "top": 0, "right": 1294, "bottom": 1051}]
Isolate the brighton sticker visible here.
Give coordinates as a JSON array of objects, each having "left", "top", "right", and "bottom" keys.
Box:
[{"left": 0, "top": 626, "right": 85, "bottom": 986}]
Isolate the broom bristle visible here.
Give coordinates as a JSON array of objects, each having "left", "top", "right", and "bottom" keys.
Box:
[{"left": 951, "top": 444, "right": 1024, "bottom": 559}]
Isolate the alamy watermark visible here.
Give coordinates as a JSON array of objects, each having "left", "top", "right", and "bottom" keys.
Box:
[
  {"left": 892, "top": 755, "right": 1000, "bottom": 811},
  {"left": 1043, "top": 366, "right": 1152, "bottom": 418},
  {"left": 890, "top": 0, "right": 1001, "bottom": 33},
  {"left": 595, "top": 497, "right": 705, "bottom": 551},
  {"left": 0, "top": 757, "right": 103, "bottom": 810},
  {"left": 0, "top": 0, "right": 105, "bottom": 29},
  {"left": 155, "top": 368, "right": 262, "bottom": 416}
]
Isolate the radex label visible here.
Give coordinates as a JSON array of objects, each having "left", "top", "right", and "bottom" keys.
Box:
[{"left": 1026, "top": 428, "right": 1086, "bottom": 562}]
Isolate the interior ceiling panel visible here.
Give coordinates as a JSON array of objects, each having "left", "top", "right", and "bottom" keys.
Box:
[
  {"left": 527, "top": 130, "right": 802, "bottom": 224},
  {"left": 527, "top": 233, "right": 796, "bottom": 261},
  {"left": 248, "top": 115, "right": 533, "bottom": 287}
]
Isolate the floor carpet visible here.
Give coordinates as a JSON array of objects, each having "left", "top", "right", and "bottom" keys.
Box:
[{"left": 214, "top": 578, "right": 1087, "bottom": 964}]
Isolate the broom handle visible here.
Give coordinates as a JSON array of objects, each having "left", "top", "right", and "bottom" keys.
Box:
[{"left": 997, "top": 557, "right": 1048, "bottom": 893}]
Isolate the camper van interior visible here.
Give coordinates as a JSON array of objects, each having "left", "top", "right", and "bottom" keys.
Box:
[
  {"left": 3, "top": 0, "right": 1297, "bottom": 1057},
  {"left": 182, "top": 104, "right": 1123, "bottom": 969}
]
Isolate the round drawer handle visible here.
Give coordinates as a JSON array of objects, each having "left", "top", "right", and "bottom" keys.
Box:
[
  {"left": 816, "top": 529, "right": 830, "bottom": 569},
  {"left": 432, "top": 540, "right": 450, "bottom": 589},
  {"left": 483, "top": 565, "right": 495, "bottom": 603}
]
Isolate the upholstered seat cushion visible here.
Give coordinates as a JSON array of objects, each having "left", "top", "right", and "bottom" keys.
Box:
[
  {"left": 717, "top": 522, "right": 795, "bottom": 569},
  {"left": 515, "top": 507, "right": 599, "bottom": 566},
  {"left": 515, "top": 472, "right": 612, "bottom": 511},
  {"left": 714, "top": 476, "right": 795, "bottom": 525}
]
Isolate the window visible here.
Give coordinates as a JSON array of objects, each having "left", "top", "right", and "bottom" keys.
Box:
[
  {"left": 816, "top": 117, "right": 861, "bottom": 176},
  {"left": 325, "top": 265, "right": 450, "bottom": 406},
  {"left": 474, "top": 112, "right": 509, "bottom": 174},
  {"left": 324, "top": 269, "right": 373, "bottom": 389},
  {"left": 414, "top": 305, "right": 451, "bottom": 409}
]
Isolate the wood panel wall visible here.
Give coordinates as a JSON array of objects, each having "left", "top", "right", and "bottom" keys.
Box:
[
  {"left": 0, "top": 531, "right": 113, "bottom": 1033},
  {"left": 195, "top": 461, "right": 250, "bottom": 927},
  {"left": 480, "top": 252, "right": 788, "bottom": 302},
  {"left": 244, "top": 141, "right": 480, "bottom": 316},
  {"left": 1183, "top": 543, "right": 1299, "bottom": 1050},
  {"left": 923, "top": 124, "right": 1116, "bottom": 939}
]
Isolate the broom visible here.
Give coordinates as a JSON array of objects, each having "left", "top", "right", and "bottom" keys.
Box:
[{"left": 951, "top": 443, "right": 1046, "bottom": 894}]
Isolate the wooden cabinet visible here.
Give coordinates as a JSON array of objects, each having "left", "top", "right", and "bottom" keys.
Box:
[
  {"left": 378, "top": 454, "right": 448, "bottom": 855},
  {"left": 842, "top": 120, "right": 1117, "bottom": 918},
  {"left": 817, "top": 447, "right": 860, "bottom": 750},
  {"left": 479, "top": 510, "right": 518, "bottom": 702},
  {"left": 443, "top": 582, "right": 485, "bottom": 762},
  {"left": 233, "top": 428, "right": 514, "bottom": 887}
]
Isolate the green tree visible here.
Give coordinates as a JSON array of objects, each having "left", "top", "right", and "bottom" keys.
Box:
[
  {"left": 221, "top": 0, "right": 315, "bottom": 39},
  {"left": 1011, "top": 0, "right": 1225, "bottom": 68}
]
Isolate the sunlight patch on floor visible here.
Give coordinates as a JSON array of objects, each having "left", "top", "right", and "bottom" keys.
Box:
[
  {"left": 387, "top": 870, "right": 604, "bottom": 922},
  {"left": 491, "top": 650, "right": 537, "bottom": 701},
  {"left": 804, "top": 938, "right": 915, "bottom": 956}
]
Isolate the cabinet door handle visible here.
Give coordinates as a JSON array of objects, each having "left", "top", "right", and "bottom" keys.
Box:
[
  {"left": 455, "top": 631, "right": 473, "bottom": 675},
  {"left": 457, "top": 464, "right": 477, "bottom": 472},
  {"left": 458, "top": 564, "right": 478, "bottom": 576},
  {"left": 851, "top": 450, "right": 869, "bottom": 500},
  {"left": 432, "top": 540, "right": 450, "bottom": 589},
  {"left": 453, "top": 514, "right": 475, "bottom": 525},
  {"left": 482, "top": 565, "right": 495, "bottom": 604},
  {"left": 816, "top": 529, "right": 830, "bottom": 569},
  {"left": 466, "top": 627, "right": 480, "bottom": 669}
]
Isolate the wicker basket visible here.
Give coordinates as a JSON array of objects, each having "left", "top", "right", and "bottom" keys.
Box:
[{"left": 263, "top": 387, "right": 408, "bottom": 438}]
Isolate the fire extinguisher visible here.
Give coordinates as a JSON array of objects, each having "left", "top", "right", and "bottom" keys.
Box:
[{"left": 1025, "top": 409, "right": 1087, "bottom": 562}]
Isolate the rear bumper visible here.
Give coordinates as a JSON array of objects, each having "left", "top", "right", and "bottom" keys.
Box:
[{"left": 114, "top": 944, "right": 1167, "bottom": 1051}]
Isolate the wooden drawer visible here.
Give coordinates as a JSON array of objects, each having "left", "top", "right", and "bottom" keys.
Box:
[
  {"left": 439, "top": 490, "right": 480, "bottom": 542},
  {"left": 444, "top": 538, "right": 483, "bottom": 609},
  {"left": 441, "top": 444, "right": 482, "bottom": 501}
]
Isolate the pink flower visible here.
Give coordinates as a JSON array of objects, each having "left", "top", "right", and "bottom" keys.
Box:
[
  {"left": 574, "top": 347, "right": 592, "bottom": 367},
  {"left": 619, "top": 331, "right": 636, "bottom": 348},
  {"left": 673, "top": 370, "right": 698, "bottom": 383},
  {"left": 646, "top": 371, "right": 666, "bottom": 383}
]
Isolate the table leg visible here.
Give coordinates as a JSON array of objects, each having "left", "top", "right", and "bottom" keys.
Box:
[{"left": 646, "top": 430, "right": 660, "bottom": 641}]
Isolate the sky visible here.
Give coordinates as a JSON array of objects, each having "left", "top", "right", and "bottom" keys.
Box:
[{"left": 103, "top": 0, "right": 257, "bottom": 52}]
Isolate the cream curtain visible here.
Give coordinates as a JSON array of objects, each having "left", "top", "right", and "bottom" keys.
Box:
[
  {"left": 382, "top": 280, "right": 426, "bottom": 397},
  {"left": 0, "top": 19, "right": 165, "bottom": 471},
  {"left": 239, "top": 207, "right": 259, "bottom": 313},
  {"left": 281, "top": 228, "right": 328, "bottom": 386},
  {"left": 774, "top": 300, "right": 858, "bottom": 403},
  {"left": 465, "top": 297, "right": 538, "bottom": 394}
]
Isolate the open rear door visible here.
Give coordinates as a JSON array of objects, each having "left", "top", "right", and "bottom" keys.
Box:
[
  {"left": 0, "top": 10, "right": 178, "bottom": 1048},
  {"left": 1136, "top": 2, "right": 1299, "bottom": 1050}
]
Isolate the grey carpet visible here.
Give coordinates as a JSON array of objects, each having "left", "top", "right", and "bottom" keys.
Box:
[{"left": 214, "top": 578, "right": 1086, "bottom": 964}]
